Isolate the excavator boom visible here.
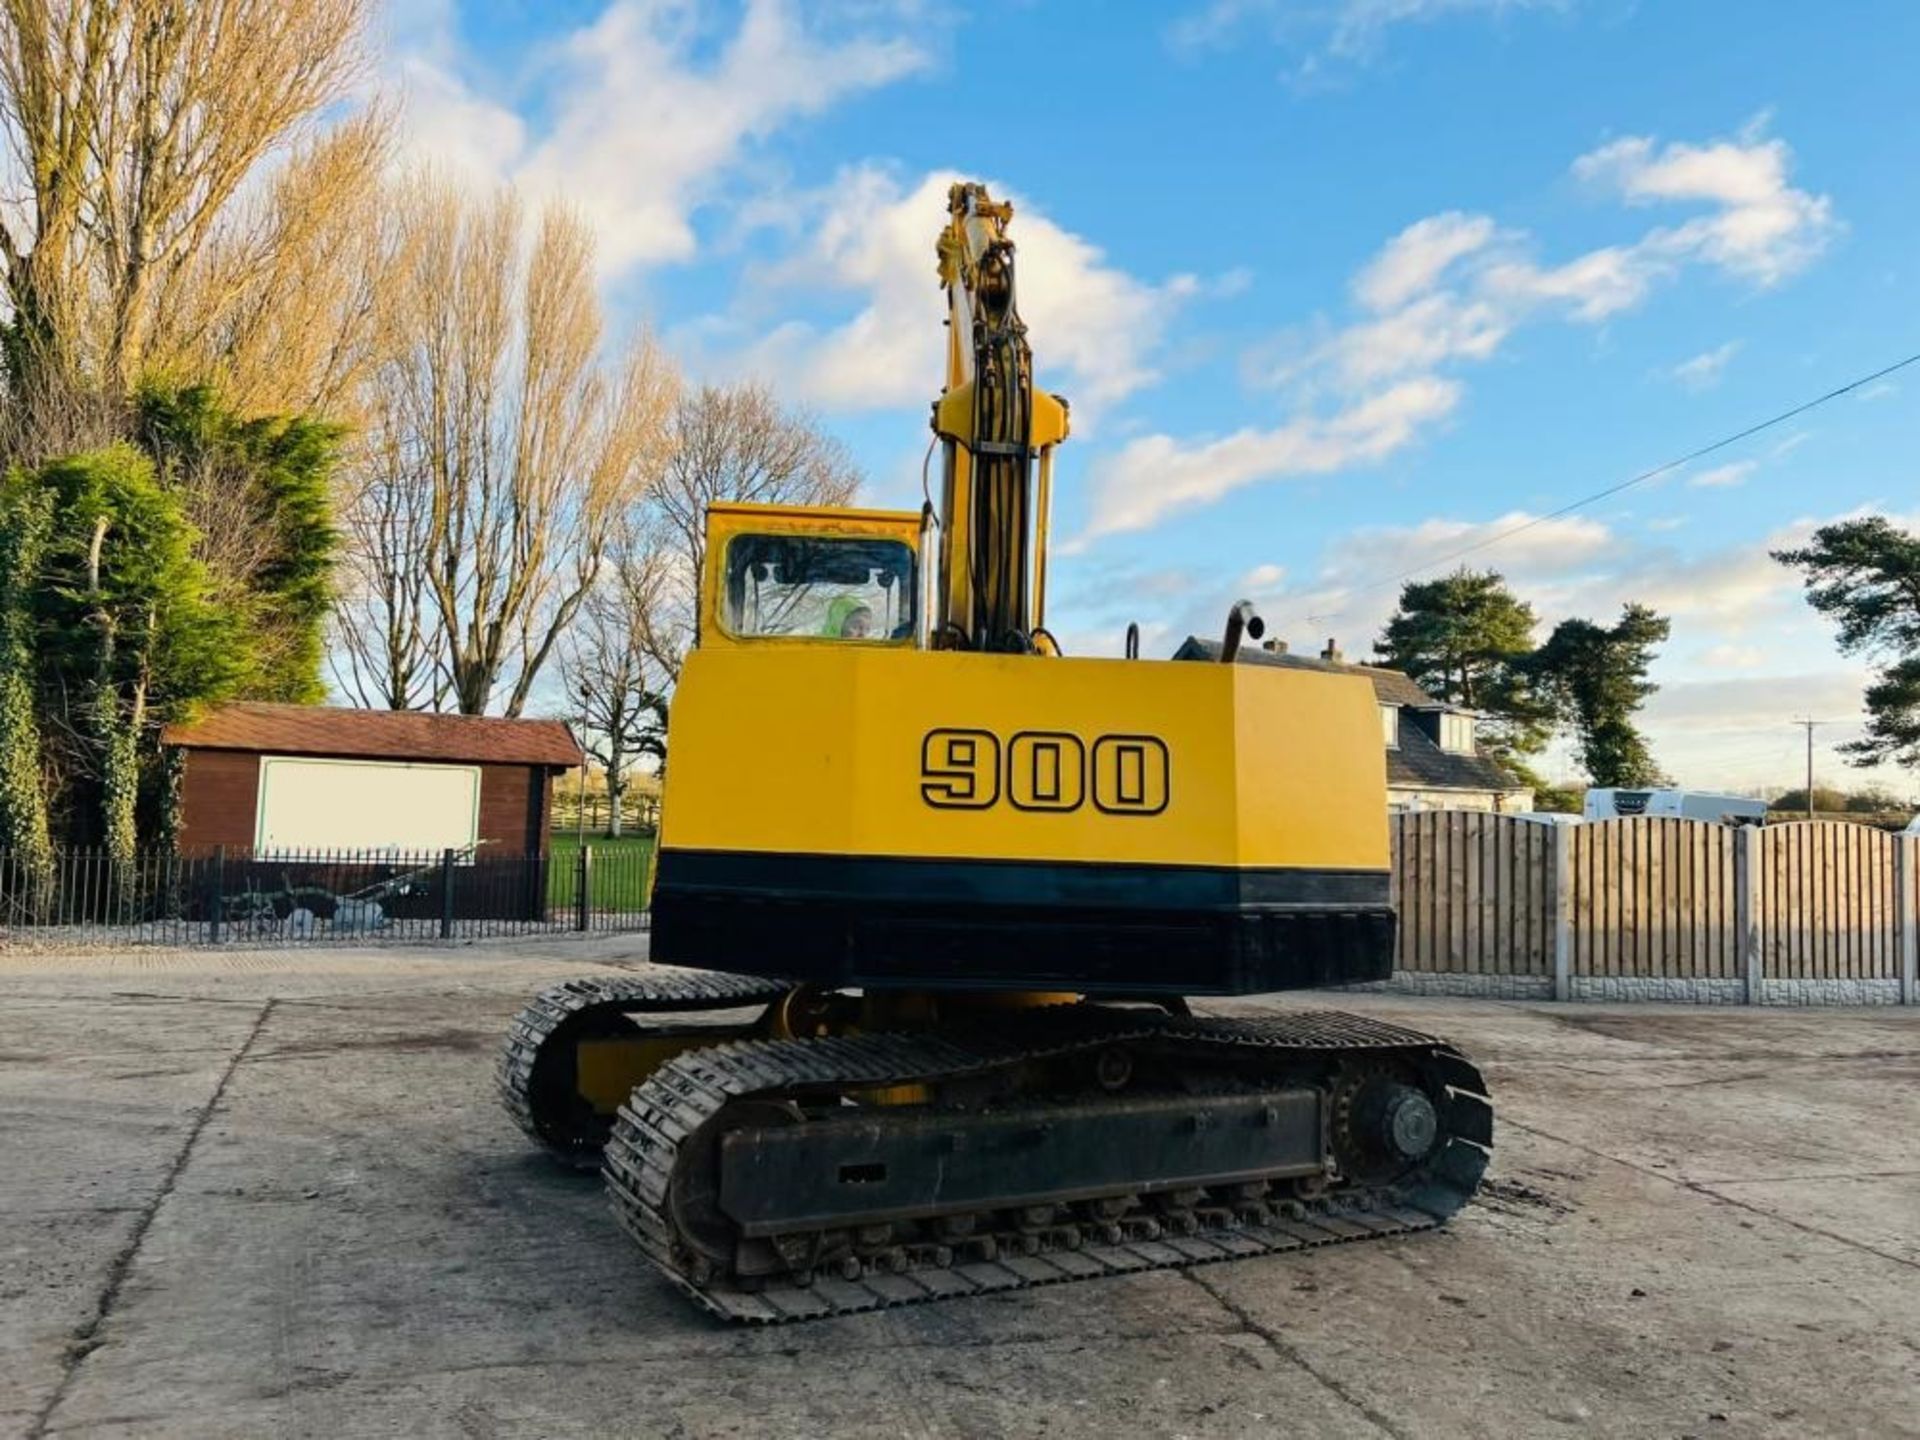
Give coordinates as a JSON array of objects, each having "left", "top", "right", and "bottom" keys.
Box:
[{"left": 930, "top": 183, "right": 1069, "bottom": 650}]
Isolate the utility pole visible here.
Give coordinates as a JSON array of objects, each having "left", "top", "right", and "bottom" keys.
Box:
[
  {"left": 576, "top": 682, "right": 591, "bottom": 846},
  {"left": 1792, "top": 718, "right": 1821, "bottom": 819}
]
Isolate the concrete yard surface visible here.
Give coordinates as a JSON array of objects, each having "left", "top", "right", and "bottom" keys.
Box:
[{"left": 1, "top": 941, "right": 1916, "bottom": 1439}]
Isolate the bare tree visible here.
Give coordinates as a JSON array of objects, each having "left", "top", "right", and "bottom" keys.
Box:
[
  {"left": 559, "top": 524, "right": 669, "bottom": 837},
  {"left": 351, "top": 175, "right": 677, "bottom": 716},
  {"left": 639, "top": 382, "right": 861, "bottom": 684},
  {"left": 330, "top": 384, "right": 447, "bottom": 711},
  {"left": 0, "top": 0, "right": 382, "bottom": 408}
]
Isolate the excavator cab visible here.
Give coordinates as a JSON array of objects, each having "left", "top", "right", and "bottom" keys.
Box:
[{"left": 702, "top": 502, "right": 923, "bottom": 647}]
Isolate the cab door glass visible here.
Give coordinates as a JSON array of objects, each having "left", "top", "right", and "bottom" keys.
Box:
[{"left": 721, "top": 535, "right": 917, "bottom": 641}]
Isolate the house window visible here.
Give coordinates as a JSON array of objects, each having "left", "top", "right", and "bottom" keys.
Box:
[
  {"left": 1440, "top": 712, "right": 1475, "bottom": 755},
  {"left": 1380, "top": 705, "right": 1399, "bottom": 748}
]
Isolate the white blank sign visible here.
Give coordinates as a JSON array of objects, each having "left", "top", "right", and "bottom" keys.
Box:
[{"left": 255, "top": 757, "right": 481, "bottom": 857}]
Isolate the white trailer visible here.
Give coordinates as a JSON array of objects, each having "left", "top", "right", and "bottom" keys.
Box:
[{"left": 1583, "top": 788, "right": 1768, "bottom": 825}]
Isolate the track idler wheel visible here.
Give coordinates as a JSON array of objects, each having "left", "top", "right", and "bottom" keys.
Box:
[
  {"left": 670, "top": 1099, "right": 804, "bottom": 1278},
  {"left": 1341, "top": 1076, "right": 1441, "bottom": 1181},
  {"left": 1355, "top": 1082, "right": 1439, "bottom": 1163}
]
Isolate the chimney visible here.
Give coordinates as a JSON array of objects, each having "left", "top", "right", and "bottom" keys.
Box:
[
  {"left": 1320, "top": 637, "right": 1343, "bottom": 663},
  {"left": 1261, "top": 638, "right": 1288, "bottom": 655}
]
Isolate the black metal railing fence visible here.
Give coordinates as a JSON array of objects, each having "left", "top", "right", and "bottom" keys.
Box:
[{"left": 0, "top": 843, "right": 651, "bottom": 947}]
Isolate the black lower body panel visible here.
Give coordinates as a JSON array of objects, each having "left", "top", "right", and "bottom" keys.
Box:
[{"left": 650, "top": 850, "right": 1394, "bottom": 996}]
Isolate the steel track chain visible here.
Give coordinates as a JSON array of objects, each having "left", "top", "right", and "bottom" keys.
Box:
[
  {"left": 497, "top": 970, "right": 792, "bottom": 1162},
  {"left": 603, "top": 1008, "right": 1493, "bottom": 1323}
]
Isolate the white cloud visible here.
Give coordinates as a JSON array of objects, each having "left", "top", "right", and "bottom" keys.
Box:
[
  {"left": 1306, "top": 290, "right": 1513, "bottom": 389},
  {"left": 1200, "top": 510, "right": 1620, "bottom": 664},
  {"left": 1324, "top": 511, "right": 1620, "bottom": 589},
  {"left": 1042, "top": 558, "right": 1206, "bottom": 657},
  {"left": 1688, "top": 461, "right": 1756, "bottom": 489},
  {"left": 1170, "top": 0, "right": 1571, "bottom": 68},
  {"left": 1353, "top": 212, "right": 1500, "bottom": 311},
  {"left": 1606, "top": 547, "right": 1787, "bottom": 623},
  {"left": 729, "top": 167, "right": 1195, "bottom": 426},
  {"left": 391, "top": 0, "right": 929, "bottom": 274},
  {"left": 1055, "top": 563, "right": 1206, "bottom": 614},
  {"left": 393, "top": 55, "right": 527, "bottom": 185},
  {"left": 1642, "top": 674, "right": 1866, "bottom": 735},
  {"left": 1084, "top": 121, "right": 1835, "bottom": 539},
  {"left": 1574, "top": 128, "right": 1839, "bottom": 286},
  {"left": 1478, "top": 244, "right": 1654, "bottom": 321},
  {"left": 1529, "top": 507, "right": 1916, "bottom": 641},
  {"left": 1664, "top": 340, "right": 1741, "bottom": 390},
  {"left": 1699, "top": 643, "right": 1764, "bottom": 670},
  {"left": 1241, "top": 562, "right": 1287, "bottom": 590},
  {"left": 1085, "top": 377, "right": 1461, "bottom": 537}
]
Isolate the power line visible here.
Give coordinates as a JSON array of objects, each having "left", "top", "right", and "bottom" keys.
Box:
[
  {"left": 1790, "top": 717, "right": 1851, "bottom": 818},
  {"left": 1287, "top": 348, "right": 1920, "bottom": 627}
]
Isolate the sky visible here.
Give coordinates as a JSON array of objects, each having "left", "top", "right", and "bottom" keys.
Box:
[{"left": 382, "top": 0, "right": 1920, "bottom": 798}]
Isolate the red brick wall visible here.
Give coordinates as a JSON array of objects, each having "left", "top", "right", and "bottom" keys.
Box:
[
  {"left": 176, "top": 749, "right": 261, "bottom": 851},
  {"left": 477, "top": 763, "right": 540, "bottom": 853}
]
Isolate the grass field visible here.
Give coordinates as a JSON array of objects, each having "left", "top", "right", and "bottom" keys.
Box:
[{"left": 547, "top": 832, "right": 655, "bottom": 911}]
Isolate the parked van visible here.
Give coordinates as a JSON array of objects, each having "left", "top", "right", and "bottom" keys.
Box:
[{"left": 1583, "top": 789, "right": 1768, "bottom": 825}]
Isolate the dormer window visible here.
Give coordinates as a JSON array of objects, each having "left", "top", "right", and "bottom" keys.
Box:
[
  {"left": 1381, "top": 705, "right": 1400, "bottom": 748},
  {"left": 1440, "top": 711, "right": 1475, "bottom": 755}
]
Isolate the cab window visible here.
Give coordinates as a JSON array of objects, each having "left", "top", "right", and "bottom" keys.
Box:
[{"left": 721, "top": 534, "right": 916, "bottom": 642}]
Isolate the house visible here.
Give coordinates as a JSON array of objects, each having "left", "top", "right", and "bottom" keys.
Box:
[{"left": 1173, "top": 637, "right": 1533, "bottom": 814}]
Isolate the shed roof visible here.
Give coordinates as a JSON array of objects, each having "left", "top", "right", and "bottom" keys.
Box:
[
  {"left": 163, "top": 703, "right": 583, "bottom": 767},
  {"left": 1172, "top": 637, "right": 1527, "bottom": 795}
]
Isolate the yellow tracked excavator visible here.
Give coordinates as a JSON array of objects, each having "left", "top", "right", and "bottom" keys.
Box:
[{"left": 498, "top": 183, "right": 1492, "bottom": 1322}]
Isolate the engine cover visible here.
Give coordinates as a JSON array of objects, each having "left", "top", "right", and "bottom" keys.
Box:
[{"left": 649, "top": 646, "right": 1395, "bottom": 997}]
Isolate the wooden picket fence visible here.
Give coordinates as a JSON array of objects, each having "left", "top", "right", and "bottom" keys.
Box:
[
  {"left": 1392, "top": 810, "right": 1557, "bottom": 978},
  {"left": 1389, "top": 813, "right": 1919, "bottom": 1000}
]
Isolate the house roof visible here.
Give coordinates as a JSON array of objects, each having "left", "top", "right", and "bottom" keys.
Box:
[
  {"left": 1172, "top": 637, "right": 1435, "bottom": 707},
  {"left": 1172, "top": 637, "right": 1528, "bottom": 795},
  {"left": 162, "top": 703, "right": 584, "bottom": 767},
  {"left": 1383, "top": 715, "right": 1526, "bottom": 794}
]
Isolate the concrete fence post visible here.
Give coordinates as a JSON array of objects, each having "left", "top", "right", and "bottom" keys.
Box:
[
  {"left": 1735, "top": 825, "right": 1763, "bottom": 1005},
  {"left": 1551, "top": 821, "right": 1573, "bottom": 1002},
  {"left": 1898, "top": 835, "right": 1917, "bottom": 1007}
]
